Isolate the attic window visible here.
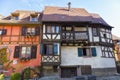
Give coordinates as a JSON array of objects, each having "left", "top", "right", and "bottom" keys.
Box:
[
  {"left": 30, "top": 13, "right": 38, "bottom": 22},
  {"left": 14, "top": 16, "right": 19, "bottom": 20},
  {"left": 31, "top": 16, "right": 37, "bottom": 21},
  {"left": 11, "top": 13, "right": 19, "bottom": 20}
]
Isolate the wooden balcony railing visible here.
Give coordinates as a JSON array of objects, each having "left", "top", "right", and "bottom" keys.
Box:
[
  {"left": 61, "top": 31, "right": 88, "bottom": 41},
  {"left": 42, "top": 55, "right": 60, "bottom": 63}
]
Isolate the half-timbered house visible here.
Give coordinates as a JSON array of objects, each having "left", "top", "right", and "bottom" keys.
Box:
[
  {"left": 0, "top": 10, "right": 41, "bottom": 76},
  {"left": 41, "top": 4, "right": 116, "bottom": 77}
]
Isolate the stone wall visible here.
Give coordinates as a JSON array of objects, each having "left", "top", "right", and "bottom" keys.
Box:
[{"left": 92, "top": 68, "right": 117, "bottom": 76}]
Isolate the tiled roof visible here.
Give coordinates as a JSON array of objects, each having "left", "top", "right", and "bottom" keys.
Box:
[
  {"left": 1, "top": 6, "right": 111, "bottom": 27},
  {"left": 90, "top": 13, "right": 109, "bottom": 26},
  {"left": 112, "top": 35, "right": 120, "bottom": 40},
  {"left": 42, "top": 6, "right": 110, "bottom": 26},
  {"left": 2, "top": 10, "right": 41, "bottom": 22},
  {"left": 42, "top": 6, "right": 93, "bottom": 22}
]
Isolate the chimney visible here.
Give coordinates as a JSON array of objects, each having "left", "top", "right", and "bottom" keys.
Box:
[{"left": 68, "top": 2, "right": 71, "bottom": 11}]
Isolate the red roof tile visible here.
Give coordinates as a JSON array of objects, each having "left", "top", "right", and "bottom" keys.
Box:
[{"left": 42, "top": 6, "right": 93, "bottom": 22}]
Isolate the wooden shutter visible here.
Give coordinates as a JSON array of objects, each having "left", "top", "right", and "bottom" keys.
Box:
[
  {"left": 2, "top": 29, "right": 7, "bottom": 35},
  {"left": 21, "top": 27, "right": 27, "bottom": 36},
  {"left": 78, "top": 48, "right": 82, "bottom": 57},
  {"left": 91, "top": 47, "right": 97, "bottom": 57},
  {"left": 31, "top": 46, "right": 37, "bottom": 59},
  {"left": 14, "top": 46, "right": 20, "bottom": 58},
  {"left": 40, "top": 44, "right": 43, "bottom": 55},
  {"left": 54, "top": 43, "right": 58, "bottom": 55},
  {"left": 35, "top": 27, "right": 40, "bottom": 35}
]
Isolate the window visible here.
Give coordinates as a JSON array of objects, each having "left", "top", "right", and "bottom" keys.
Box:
[
  {"left": 78, "top": 48, "right": 97, "bottom": 57},
  {"left": 45, "top": 45, "right": 53, "bottom": 55},
  {"left": 14, "top": 46, "right": 37, "bottom": 59},
  {"left": 41, "top": 43, "right": 58, "bottom": 55},
  {"left": 103, "top": 34, "right": 107, "bottom": 38},
  {"left": 21, "top": 27, "right": 40, "bottom": 36},
  {"left": 21, "top": 47, "right": 31, "bottom": 58},
  {"left": 14, "top": 16, "right": 19, "bottom": 20},
  {"left": 66, "top": 27, "right": 72, "bottom": 31},
  {"left": 92, "top": 28, "right": 98, "bottom": 36},
  {"left": 27, "top": 28, "right": 35, "bottom": 35},
  {"left": 31, "top": 17, "right": 38, "bottom": 21},
  {"left": 74, "top": 27, "right": 87, "bottom": 31},
  {"left": 46, "top": 25, "right": 59, "bottom": 33},
  {"left": 56, "top": 26, "right": 59, "bottom": 33},
  {"left": 0, "top": 29, "right": 7, "bottom": 35}
]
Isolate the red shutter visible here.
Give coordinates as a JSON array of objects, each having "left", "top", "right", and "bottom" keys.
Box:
[
  {"left": 14, "top": 46, "right": 20, "bottom": 58},
  {"left": 31, "top": 46, "right": 37, "bottom": 59}
]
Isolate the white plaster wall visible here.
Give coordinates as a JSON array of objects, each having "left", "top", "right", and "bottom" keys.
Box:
[
  {"left": 61, "top": 46, "right": 116, "bottom": 68},
  {"left": 43, "top": 24, "right": 45, "bottom": 33},
  {"left": 93, "top": 37, "right": 99, "bottom": 42},
  {"left": 43, "top": 35, "right": 47, "bottom": 39},
  {"left": 88, "top": 27, "right": 93, "bottom": 42}
]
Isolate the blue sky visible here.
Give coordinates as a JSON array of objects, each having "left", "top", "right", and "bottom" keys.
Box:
[{"left": 0, "top": 0, "right": 120, "bottom": 37}]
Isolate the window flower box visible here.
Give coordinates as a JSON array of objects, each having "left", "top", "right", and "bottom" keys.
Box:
[{"left": 20, "top": 57, "right": 30, "bottom": 61}]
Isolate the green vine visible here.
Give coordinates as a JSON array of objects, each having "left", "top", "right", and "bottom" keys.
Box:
[{"left": 0, "top": 48, "right": 7, "bottom": 65}]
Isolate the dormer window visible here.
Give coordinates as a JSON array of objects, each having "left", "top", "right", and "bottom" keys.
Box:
[
  {"left": 11, "top": 13, "right": 19, "bottom": 20},
  {"left": 31, "top": 17, "right": 37, "bottom": 21},
  {"left": 30, "top": 13, "right": 38, "bottom": 22},
  {"left": 14, "top": 16, "right": 19, "bottom": 20}
]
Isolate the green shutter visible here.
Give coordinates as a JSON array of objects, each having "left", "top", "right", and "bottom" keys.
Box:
[
  {"left": 78, "top": 48, "right": 82, "bottom": 57},
  {"left": 54, "top": 43, "right": 58, "bottom": 55},
  {"left": 91, "top": 48, "right": 97, "bottom": 57}
]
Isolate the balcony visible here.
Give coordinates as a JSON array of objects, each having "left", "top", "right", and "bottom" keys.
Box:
[
  {"left": 61, "top": 31, "right": 88, "bottom": 42},
  {"left": 42, "top": 55, "right": 60, "bottom": 65}
]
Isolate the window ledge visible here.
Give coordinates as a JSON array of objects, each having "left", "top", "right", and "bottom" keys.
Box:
[{"left": 82, "top": 56, "right": 93, "bottom": 58}]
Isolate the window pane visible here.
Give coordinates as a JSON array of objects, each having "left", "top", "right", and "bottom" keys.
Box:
[
  {"left": 86, "top": 48, "right": 90, "bottom": 56},
  {"left": 14, "top": 16, "right": 18, "bottom": 20},
  {"left": 46, "top": 45, "right": 53, "bottom": 55},
  {"left": 31, "top": 17, "right": 37, "bottom": 21},
  {"left": 75, "top": 27, "right": 86, "bottom": 31},
  {"left": 27, "top": 28, "right": 31, "bottom": 33},
  {"left": 26, "top": 47, "right": 31, "bottom": 57},
  {"left": 52, "top": 26, "right": 55, "bottom": 33},
  {"left": 21, "top": 47, "right": 26, "bottom": 57},
  {"left": 31, "top": 28, "right": 35, "bottom": 35},
  {"left": 0, "top": 30, "right": 2, "bottom": 35},
  {"left": 56, "top": 26, "right": 59, "bottom": 33},
  {"left": 47, "top": 26, "right": 51, "bottom": 33},
  {"left": 66, "top": 27, "right": 72, "bottom": 31},
  {"left": 93, "top": 28, "right": 98, "bottom": 36}
]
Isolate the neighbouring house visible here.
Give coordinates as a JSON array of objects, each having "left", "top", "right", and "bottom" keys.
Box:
[
  {"left": 40, "top": 4, "right": 117, "bottom": 77},
  {"left": 0, "top": 14, "right": 4, "bottom": 20},
  {"left": 0, "top": 10, "right": 41, "bottom": 77},
  {"left": 112, "top": 35, "right": 120, "bottom": 73}
]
